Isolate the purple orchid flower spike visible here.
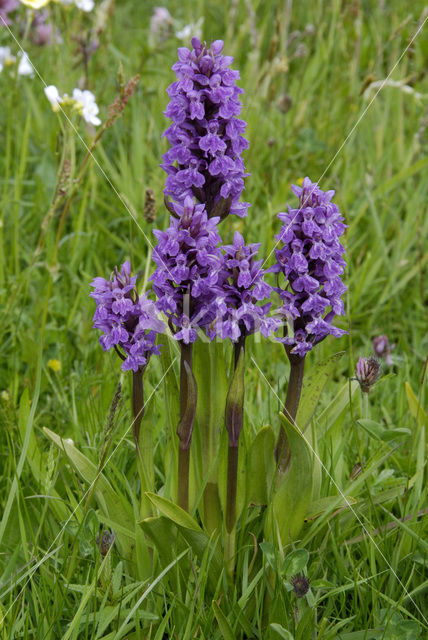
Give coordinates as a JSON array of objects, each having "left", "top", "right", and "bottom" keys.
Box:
[
  {"left": 162, "top": 38, "right": 250, "bottom": 221},
  {"left": 151, "top": 196, "right": 224, "bottom": 343},
  {"left": 90, "top": 261, "right": 164, "bottom": 372},
  {"left": 271, "top": 177, "right": 347, "bottom": 356},
  {"left": 90, "top": 261, "right": 165, "bottom": 449},
  {"left": 214, "top": 230, "right": 280, "bottom": 345},
  {"left": 272, "top": 178, "right": 347, "bottom": 471}
]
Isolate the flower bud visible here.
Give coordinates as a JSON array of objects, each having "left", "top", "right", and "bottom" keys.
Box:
[
  {"left": 290, "top": 574, "right": 310, "bottom": 598},
  {"left": 355, "top": 356, "right": 381, "bottom": 393}
]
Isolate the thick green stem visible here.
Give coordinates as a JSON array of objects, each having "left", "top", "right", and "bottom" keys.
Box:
[
  {"left": 177, "top": 342, "right": 194, "bottom": 511},
  {"left": 178, "top": 447, "right": 190, "bottom": 512},
  {"left": 275, "top": 350, "right": 306, "bottom": 472}
]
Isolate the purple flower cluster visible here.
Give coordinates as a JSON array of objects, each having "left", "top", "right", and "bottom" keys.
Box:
[
  {"left": 271, "top": 177, "right": 347, "bottom": 356},
  {"left": 215, "top": 231, "right": 279, "bottom": 341},
  {"left": 162, "top": 37, "right": 249, "bottom": 220},
  {"left": 151, "top": 196, "right": 223, "bottom": 343},
  {"left": 90, "top": 262, "right": 164, "bottom": 372}
]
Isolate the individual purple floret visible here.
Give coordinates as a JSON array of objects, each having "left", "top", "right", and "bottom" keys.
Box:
[
  {"left": 373, "top": 334, "right": 395, "bottom": 366},
  {"left": 151, "top": 196, "right": 223, "bottom": 343},
  {"left": 162, "top": 37, "right": 250, "bottom": 220},
  {"left": 214, "top": 231, "right": 280, "bottom": 341},
  {"left": 271, "top": 177, "right": 347, "bottom": 356},
  {"left": 90, "top": 261, "right": 164, "bottom": 372}
]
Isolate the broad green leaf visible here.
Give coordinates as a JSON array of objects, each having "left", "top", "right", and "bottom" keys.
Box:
[
  {"left": 43, "top": 427, "right": 135, "bottom": 559},
  {"left": 145, "top": 493, "right": 201, "bottom": 531},
  {"left": 193, "top": 340, "right": 227, "bottom": 476},
  {"left": 296, "top": 352, "right": 344, "bottom": 430},
  {"left": 282, "top": 549, "right": 309, "bottom": 576},
  {"left": 246, "top": 425, "right": 275, "bottom": 506},
  {"left": 212, "top": 600, "right": 235, "bottom": 640},
  {"left": 270, "top": 623, "right": 295, "bottom": 639},
  {"left": 139, "top": 515, "right": 178, "bottom": 568},
  {"left": 158, "top": 334, "right": 180, "bottom": 501},
  {"left": 265, "top": 413, "right": 313, "bottom": 546},
  {"left": 142, "top": 496, "right": 222, "bottom": 591}
]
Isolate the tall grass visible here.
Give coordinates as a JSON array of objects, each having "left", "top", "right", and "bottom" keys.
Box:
[{"left": 0, "top": 0, "right": 427, "bottom": 638}]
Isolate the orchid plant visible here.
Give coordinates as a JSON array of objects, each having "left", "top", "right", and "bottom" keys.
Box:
[{"left": 46, "top": 37, "right": 350, "bottom": 591}]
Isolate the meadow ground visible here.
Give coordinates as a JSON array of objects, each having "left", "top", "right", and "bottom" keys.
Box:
[{"left": 0, "top": 0, "right": 427, "bottom": 638}]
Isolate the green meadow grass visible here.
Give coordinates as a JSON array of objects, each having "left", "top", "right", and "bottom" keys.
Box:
[{"left": 0, "top": 0, "right": 427, "bottom": 638}]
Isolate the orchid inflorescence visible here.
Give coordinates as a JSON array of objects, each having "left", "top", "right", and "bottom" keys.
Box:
[{"left": 90, "top": 37, "right": 349, "bottom": 542}]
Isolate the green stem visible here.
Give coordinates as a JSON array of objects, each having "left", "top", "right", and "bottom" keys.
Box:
[
  {"left": 132, "top": 368, "right": 144, "bottom": 448},
  {"left": 177, "top": 342, "right": 194, "bottom": 511},
  {"left": 275, "top": 350, "right": 306, "bottom": 473}
]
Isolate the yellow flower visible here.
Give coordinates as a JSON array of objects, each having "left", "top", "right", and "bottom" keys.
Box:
[
  {"left": 296, "top": 177, "right": 304, "bottom": 186},
  {"left": 48, "top": 359, "right": 61, "bottom": 372},
  {"left": 20, "top": 0, "right": 51, "bottom": 8}
]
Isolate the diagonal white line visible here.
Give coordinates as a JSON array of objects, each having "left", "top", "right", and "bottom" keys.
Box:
[
  {"left": 256, "top": 13, "right": 428, "bottom": 276},
  {"left": 250, "top": 354, "right": 428, "bottom": 627},
  {"left": 0, "top": 357, "right": 177, "bottom": 626},
  {"left": 0, "top": 14, "right": 180, "bottom": 287},
  {"left": 0, "top": 15, "right": 151, "bottom": 242}
]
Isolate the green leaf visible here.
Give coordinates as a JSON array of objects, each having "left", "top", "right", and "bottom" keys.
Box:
[
  {"left": 246, "top": 425, "right": 275, "bottom": 506},
  {"left": 405, "top": 382, "right": 428, "bottom": 427},
  {"left": 139, "top": 515, "right": 178, "bottom": 568},
  {"left": 142, "top": 495, "right": 223, "bottom": 592},
  {"left": 212, "top": 600, "right": 235, "bottom": 640},
  {"left": 270, "top": 623, "right": 295, "bottom": 639},
  {"left": 145, "top": 493, "right": 201, "bottom": 531},
  {"left": 193, "top": 340, "right": 227, "bottom": 533},
  {"left": 43, "top": 427, "right": 135, "bottom": 559},
  {"left": 296, "top": 352, "right": 344, "bottom": 430},
  {"left": 265, "top": 413, "right": 313, "bottom": 546},
  {"left": 282, "top": 549, "right": 309, "bottom": 576}
]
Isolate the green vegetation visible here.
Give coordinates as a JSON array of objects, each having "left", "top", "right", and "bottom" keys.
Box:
[{"left": 0, "top": 1, "right": 427, "bottom": 638}]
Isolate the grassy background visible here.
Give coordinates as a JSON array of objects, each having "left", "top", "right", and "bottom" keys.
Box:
[{"left": 0, "top": 0, "right": 427, "bottom": 638}]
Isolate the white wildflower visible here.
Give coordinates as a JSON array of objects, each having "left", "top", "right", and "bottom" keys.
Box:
[
  {"left": 74, "top": 0, "right": 94, "bottom": 10},
  {"left": 72, "top": 88, "right": 101, "bottom": 125},
  {"left": 175, "top": 17, "right": 203, "bottom": 42},
  {"left": 0, "top": 46, "right": 15, "bottom": 73},
  {"left": 150, "top": 6, "right": 173, "bottom": 37},
  {"left": 17, "top": 51, "right": 34, "bottom": 76},
  {"left": 44, "top": 84, "right": 62, "bottom": 112}
]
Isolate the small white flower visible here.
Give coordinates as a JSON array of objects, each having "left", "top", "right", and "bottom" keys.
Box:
[
  {"left": 175, "top": 17, "right": 203, "bottom": 41},
  {"left": 0, "top": 46, "right": 16, "bottom": 73},
  {"left": 17, "top": 52, "right": 34, "bottom": 76},
  {"left": 74, "top": 0, "right": 94, "bottom": 11},
  {"left": 72, "top": 88, "right": 101, "bottom": 126},
  {"left": 44, "top": 84, "right": 62, "bottom": 112},
  {"left": 150, "top": 6, "right": 173, "bottom": 36}
]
